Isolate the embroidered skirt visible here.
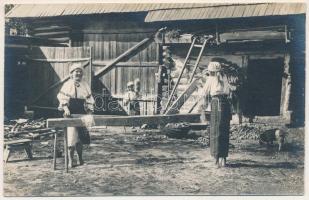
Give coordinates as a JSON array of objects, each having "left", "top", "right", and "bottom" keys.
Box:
[{"left": 209, "top": 95, "right": 231, "bottom": 158}]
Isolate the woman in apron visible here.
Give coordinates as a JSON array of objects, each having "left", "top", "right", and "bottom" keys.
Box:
[
  {"left": 57, "top": 63, "right": 94, "bottom": 168},
  {"left": 203, "top": 61, "right": 231, "bottom": 168}
]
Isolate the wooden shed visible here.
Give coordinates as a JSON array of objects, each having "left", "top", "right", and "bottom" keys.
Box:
[{"left": 5, "top": 3, "right": 306, "bottom": 125}]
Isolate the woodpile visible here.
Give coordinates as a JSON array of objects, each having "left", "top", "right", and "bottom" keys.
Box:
[
  {"left": 230, "top": 123, "right": 284, "bottom": 142},
  {"left": 4, "top": 118, "right": 59, "bottom": 141}
]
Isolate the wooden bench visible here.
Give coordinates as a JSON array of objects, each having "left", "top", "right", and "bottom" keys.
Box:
[{"left": 4, "top": 139, "right": 33, "bottom": 163}]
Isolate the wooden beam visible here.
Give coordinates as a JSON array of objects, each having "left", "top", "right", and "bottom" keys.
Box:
[
  {"left": 94, "top": 37, "right": 154, "bottom": 78},
  {"left": 220, "top": 30, "right": 286, "bottom": 43},
  {"left": 165, "top": 79, "right": 200, "bottom": 115},
  {"left": 253, "top": 116, "right": 290, "bottom": 125},
  {"left": 33, "top": 26, "right": 71, "bottom": 32},
  {"left": 81, "top": 30, "right": 155, "bottom": 34},
  {"left": 33, "top": 31, "right": 70, "bottom": 37},
  {"left": 47, "top": 113, "right": 208, "bottom": 128},
  {"left": 93, "top": 61, "right": 159, "bottom": 67},
  {"left": 26, "top": 57, "right": 90, "bottom": 63},
  {"left": 48, "top": 37, "right": 70, "bottom": 43}
]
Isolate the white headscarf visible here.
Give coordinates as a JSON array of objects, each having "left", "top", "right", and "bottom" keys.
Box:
[{"left": 203, "top": 62, "right": 229, "bottom": 96}]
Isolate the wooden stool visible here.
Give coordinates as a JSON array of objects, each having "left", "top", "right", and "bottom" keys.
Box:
[{"left": 4, "top": 139, "right": 33, "bottom": 163}]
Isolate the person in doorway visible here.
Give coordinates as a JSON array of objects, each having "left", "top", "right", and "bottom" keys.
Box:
[
  {"left": 57, "top": 63, "right": 94, "bottom": 168},
  {"left": 124, "top": 81, "right": 140, "bottom": 116},
  {"left": 203, "top": 61, "right": 231, "bottom": 168}
]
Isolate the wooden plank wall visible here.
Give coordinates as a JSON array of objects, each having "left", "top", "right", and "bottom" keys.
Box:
[
  {"left": 77, "top": 20, "right": 159, "bottom": 115},
  {"left": 83, "top": 33, "right": 158, "bottom": 94},
  {"left": 27, "top": 47, "right": 91, "bottom": 108}
]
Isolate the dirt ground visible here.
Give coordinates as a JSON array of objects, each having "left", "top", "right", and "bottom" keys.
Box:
[{"left": 3, "top": 125, "right": 304, "bottom": 196}]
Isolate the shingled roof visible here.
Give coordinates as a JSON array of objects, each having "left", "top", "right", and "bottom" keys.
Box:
[{"left": 6, "top": 3, "right": 306, "bottom": 21}]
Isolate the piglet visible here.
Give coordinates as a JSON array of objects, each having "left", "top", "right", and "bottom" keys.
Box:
[{"left": 259, "top": 128, "right": 287, "bottom": 151}]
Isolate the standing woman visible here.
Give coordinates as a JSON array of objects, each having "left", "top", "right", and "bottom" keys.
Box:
[
  {"left": 203, "top": 61, "right": 231, "bottom": 167},
  {"left": 57, "top": 63, "right": 95, "bottom": 168}
]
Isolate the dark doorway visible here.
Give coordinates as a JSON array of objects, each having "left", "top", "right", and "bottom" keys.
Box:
[{"left": 244, "top": 58, "right": 284, "bottom": 116}]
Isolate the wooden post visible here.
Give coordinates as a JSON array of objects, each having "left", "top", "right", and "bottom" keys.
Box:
[
  {"left": 280, "top": 53, "right": 291, "bottom": 116},
  {"left": 89, "top": 47, "right": 92, "bottom": 89},
  {"left": 63, "top": 128, "right": 68, "bottom": 173},
  {"left": 53, "top": 132, "right": 57, "bottom": 170}
]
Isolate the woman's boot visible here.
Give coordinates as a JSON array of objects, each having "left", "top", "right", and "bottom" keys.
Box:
[
  {"left": 76, "top": 142, "right": 84, "bottom": 165},
  {"left": 68, "top": 146, "right": 75, "bottom": 168}
]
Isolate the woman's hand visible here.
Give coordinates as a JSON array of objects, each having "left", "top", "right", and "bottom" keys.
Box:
[{"left": 63, "top": 106, "right": 71, "bottom": 118}]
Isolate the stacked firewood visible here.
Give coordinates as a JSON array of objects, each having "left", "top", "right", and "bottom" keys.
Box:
[
  {"left": 229, "top": 123, "right": 282, "bottom": 141},
  {"left": 4, "top": 118, "right": 59, "bottom": 141}
]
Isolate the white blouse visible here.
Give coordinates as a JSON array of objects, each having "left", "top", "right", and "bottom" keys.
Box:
[
  {"left": 57, "top": 79, "right": 95, "bottom": 111},
  {"left": 203, "top": 74, "right": 230, "bottom": 97}
]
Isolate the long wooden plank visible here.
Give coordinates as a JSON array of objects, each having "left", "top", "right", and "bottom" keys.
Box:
[
  {"left": 33, "top": 31, "right": 70, "bottom": 37},
  {"left": 165, "top": 79, "right": 200, "bottom": 115},
  {"left": 47, "top": 113, "right": 209, "bottom": 128},
  {"left": 93, "top": 61, "right": 159, "bottom": 67},
  {"left": 26, "top": 57, "right": 90, "bottom": 63},
  {"left": 94, "top": 37, "right": 154, "bottom": 78}
]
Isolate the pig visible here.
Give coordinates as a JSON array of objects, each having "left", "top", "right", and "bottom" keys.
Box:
[{"left": 259, "top": 128, "right": 287, "bottom": 151}]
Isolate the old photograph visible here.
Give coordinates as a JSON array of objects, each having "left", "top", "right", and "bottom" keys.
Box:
[{"left": 2, "top": 1, "right": 306, "bottom": 197}]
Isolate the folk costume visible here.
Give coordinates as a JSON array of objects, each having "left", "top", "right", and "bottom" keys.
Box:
[
  {"left": 57, "top": 63, "right": 94, "bottom": 167},
  {"left": 203, "top": 61, "right": 232, "bottom": 167}
]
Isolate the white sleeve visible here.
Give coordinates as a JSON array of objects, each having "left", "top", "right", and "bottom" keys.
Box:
[{"left": 57, "top": 81, "right": 72, "bottom": 110}]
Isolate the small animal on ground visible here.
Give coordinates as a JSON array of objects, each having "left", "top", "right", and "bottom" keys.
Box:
[{"left": 259, "top": 128, "right": 287, "bottom": 151}]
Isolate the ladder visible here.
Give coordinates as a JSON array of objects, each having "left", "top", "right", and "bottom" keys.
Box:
[{"left": 163, "top": 35, "right": 214, "bottom": 114}]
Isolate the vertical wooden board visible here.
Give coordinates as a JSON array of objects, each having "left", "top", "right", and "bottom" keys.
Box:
[
  {"left": 137, "top": 33, "right": 144, "bottom": 62},
  {"left": 94, "top": 35, "right": 98, "bottom": 61},
  {"left": 128, "top": 34, "right": 136, "bottom": 62},
  {"left": 103, "top": 35, "right": 109, "bottom": 61},
  {"left": 45, "top": 61, "right": 53, "bottom": 106},
  {"left": 98, "top": 34, "right": 103, "bottom": 61},
  {"left": 142, "top": 67, "right": 147, "bottom": 95},
  {"left": 148, "top": 42, "right": 153, "bottom": 62},
  {"left": 112, "top": 36, "right": 117, "bottom": 60},
  {"left": 121, "top": 66, "right": 126, "bottom": 96},
  {"left": 115, "top": 34, "right": 120, "bottom": 58},
  {"left": 110, "top": 67, "right": 115, "bottom": 95}
]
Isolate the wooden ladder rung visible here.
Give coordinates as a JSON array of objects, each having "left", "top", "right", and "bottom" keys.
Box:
[
  {"left": 193, "top": 44, "right": 203, "bottom": 48},
  {"left": 186, "top": 63, "right": 195, "bottom": 67}
]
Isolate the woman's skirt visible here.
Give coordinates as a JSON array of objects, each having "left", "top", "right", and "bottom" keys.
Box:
[
  {"left": 210, "top": 95, "right": 231, "bottom": 158},
  {"left": 67, "top": 98, "right": 87, "bottom": 147},
  {"left": 67, "top": 127, "right": 80, "bottom": 147}
]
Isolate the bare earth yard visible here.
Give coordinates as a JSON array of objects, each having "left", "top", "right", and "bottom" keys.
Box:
[{"left": 3, "top": 126, "right": 304, "bottom": 196}]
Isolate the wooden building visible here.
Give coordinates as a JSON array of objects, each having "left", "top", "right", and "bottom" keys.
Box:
[{"left": 5, "top": 3, "right": 306, "bottom": 125}]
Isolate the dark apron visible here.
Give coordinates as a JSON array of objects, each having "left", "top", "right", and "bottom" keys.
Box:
[{"left": 68, "top": 98, "right": 86, "bottom": 114}]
